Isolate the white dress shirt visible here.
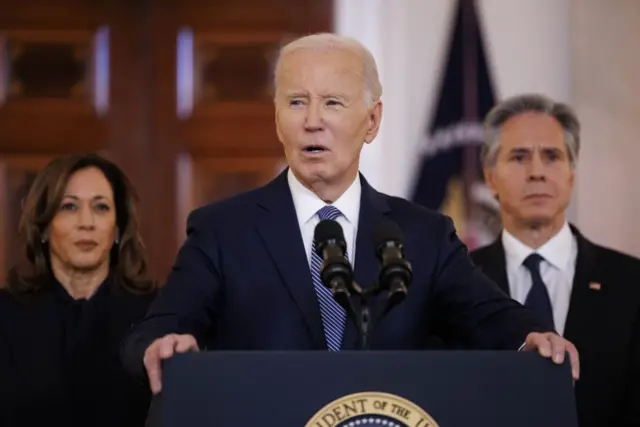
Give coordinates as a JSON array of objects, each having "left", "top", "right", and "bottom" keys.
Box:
[
  {"left": 287, "top": 169, "right": 361, "bottom": 266},
  {"left": 502, "top": 222, "right": 578, "bottom": 336}
]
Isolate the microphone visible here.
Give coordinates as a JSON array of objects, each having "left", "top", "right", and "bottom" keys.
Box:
[
  {"left": 373, "top": 220, "right": 413, "bottom": 307},
  {"left": 314, "top": 219, "right": 354, "bottom": 308}
]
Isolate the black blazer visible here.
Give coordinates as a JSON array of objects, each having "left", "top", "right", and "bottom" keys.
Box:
[
  {"left": 122, "top": 169, "right": 550, "bottom": 378},
  {"left": 471, "top": 225, "right": 640, "bottom": 427},
  {"left": 0, "top": 276, "right": 155, "bottom": 427}
]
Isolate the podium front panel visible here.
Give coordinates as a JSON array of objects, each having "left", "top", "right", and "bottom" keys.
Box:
[{"left": 151, "top": 350, "right": 577, "bottom": 427}]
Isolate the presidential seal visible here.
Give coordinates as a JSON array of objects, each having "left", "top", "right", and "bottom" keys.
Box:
[{"left": 305, "top": 392, "right": 439, "bottom": 427}]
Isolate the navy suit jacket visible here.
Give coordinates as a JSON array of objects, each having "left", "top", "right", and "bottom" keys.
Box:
[{"left": 122, "top": 170, "right": 548, "bottom": 378}]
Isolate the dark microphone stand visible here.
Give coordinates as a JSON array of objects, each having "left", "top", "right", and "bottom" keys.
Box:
[
  {"left": 323, "top": 277, "right": 376, "bottom": 350},
  {"left": 346, "top": 221, "right": 414, "bottom": 350},
  {"left": 324, "top": 273, "right": 381, "bottom": 350},
  {"left": 349, "top": 281, "right": 375, "bottom": 350},
  {"left": 345, "top": 278, "right": 409, "bottom": 350},
  {"left": 317, "top": 219, "right": 412, "bottom": 350}
]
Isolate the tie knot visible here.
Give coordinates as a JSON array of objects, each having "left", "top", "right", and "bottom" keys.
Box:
[
  {"left": 522, "top": 253, "right": 544, "bottom": 272},
  {"left": 317, "top": 205, "right": 343, "bottom": 221}
]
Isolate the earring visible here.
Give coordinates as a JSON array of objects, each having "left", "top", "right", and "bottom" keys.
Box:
[
  {"left": 114, "top": 239, "right": 119, "bottom": 245},
  {"left": 41, "top": 238, "right": 47, "bottom": 244}
]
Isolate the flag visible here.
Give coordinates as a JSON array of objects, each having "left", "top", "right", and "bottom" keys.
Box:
[{"left": 410, "top": 0, "right": 501, "bottom": 250}]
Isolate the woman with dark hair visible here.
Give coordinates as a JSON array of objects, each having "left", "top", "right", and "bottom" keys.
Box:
[{"left": 0, "top": 154, "right": 157, "bottom": 427}]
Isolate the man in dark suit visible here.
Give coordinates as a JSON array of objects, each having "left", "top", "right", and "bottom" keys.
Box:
[
  {"left": 121, "top": 34, "right": 579, "bottom": 395},
  {"left": 470, "top": 93, "right": 640, "bottom": 427}
]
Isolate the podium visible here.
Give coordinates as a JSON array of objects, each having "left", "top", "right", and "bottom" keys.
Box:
[{"left": 148, "top": 350, "right": 577, "bottom": 427}]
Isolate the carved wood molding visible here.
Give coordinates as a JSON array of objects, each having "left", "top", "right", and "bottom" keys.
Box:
[{"left": 0, "top": 27, "right": 109, "bottom": 114}]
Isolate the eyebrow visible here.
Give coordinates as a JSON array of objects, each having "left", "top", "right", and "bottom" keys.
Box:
[
  {"left": 508, "top": 146, "right": 564, "bottom": 153},
  {"left": 325, "top": 94, "right": 351, "bottom": 102},
  {"left": 62, "top": 194, "right": 111, "bottom": 201},
  {"left": 285, "top": 92, "right": 350, "bottom": 101}
]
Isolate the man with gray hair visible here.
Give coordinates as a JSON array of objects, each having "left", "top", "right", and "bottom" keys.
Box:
[
  {"left": 123, "top": 35, "right": 579, "bottom": 398},
  {"left": 470, "top": 93, "right": 640, "bottom": 427}
]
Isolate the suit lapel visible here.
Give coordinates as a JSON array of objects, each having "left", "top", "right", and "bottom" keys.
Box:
[
  {"left": 479, "top": 238, "right": 510, "bottom": 295},
  {"left": 255, "top": 170, "right": 325, "bottom": 348},
  {"left": 563, "top": 225, "right": 599, "bottom": 342},
  {"left": 341, "top": 175, "right": 390, "bottom": 349}
]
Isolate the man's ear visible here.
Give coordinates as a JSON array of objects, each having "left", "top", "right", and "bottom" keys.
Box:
[{"left": 364, "top": 100, "right": 383, "bottom": 144}]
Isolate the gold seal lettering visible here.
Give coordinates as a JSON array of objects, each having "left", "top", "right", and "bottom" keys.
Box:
[
  {"left": 391, "top": 403, "right": 411, "bottom": 420},
  {"left": 305, "top": 392, "right": 439, "bottom": 427},
  {"left": 373, "top": 400, "right": 388, "bottom": 411}
]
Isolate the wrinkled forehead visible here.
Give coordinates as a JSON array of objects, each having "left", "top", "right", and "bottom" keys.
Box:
[{"left": 275, "top": 48, "right": 365, "bottom": 96}]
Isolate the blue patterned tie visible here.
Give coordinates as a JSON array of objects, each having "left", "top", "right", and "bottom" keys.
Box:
[
  {"left": 523, "top": 253, "right": 556, "bottom": 331},
  {"left": 311, "top": 205, "right": 348, "bottom": 351}
]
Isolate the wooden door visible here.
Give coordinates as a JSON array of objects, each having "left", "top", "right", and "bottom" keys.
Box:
[
  {"left": 0, "top": 0, "right": 333, "bottom": 283},
  {"left": 0, "top": 0, "right": 113, "bottom": 283}
]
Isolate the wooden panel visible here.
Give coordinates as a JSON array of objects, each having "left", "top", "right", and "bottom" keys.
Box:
[
  {"left": 190, "top": 156, "right": 283, "bottom": 207},
  {"left": 182, "top": 117, "right": 280, "bottom": 154},
  {"left": 7, "top": 35, "right": 86, "bottom": 99},
  {"left": 0, "top": 155, "right": 53, "bottom": 283},
  {"left": 175, "top": 154, "right": 286, "bottom": 244},
  {"left": 175, "top": 0, "right": 331, "bottom": 31},
  {"left": 194, "top": 37, "right": 275, "bottom": 103},
  {"left": 105, "top": 0, "right": 170, "bottom": 281},
  {"left": 0, "top": 28, "right": 108, "bottom": 153},
  {"left": 0, "top": 0, "right": 105, "bottom": 29}
]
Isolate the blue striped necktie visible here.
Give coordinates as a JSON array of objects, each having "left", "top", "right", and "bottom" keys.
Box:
[{"left": 310, "top": 205, "right": 348, "bottom": 351}]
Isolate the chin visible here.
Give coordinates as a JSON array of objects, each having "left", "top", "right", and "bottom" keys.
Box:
[
  {"left": 522, "top": 213, "right": 555, "bottom": 228},
  {"left": 297, "top": 166, "right": 333, "bottom": 184},
  {"left": 70, "top": 257, "right": 106, "bottom": 272}
]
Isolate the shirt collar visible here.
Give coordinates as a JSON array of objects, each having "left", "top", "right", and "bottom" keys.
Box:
[
  {"left": 502, "top": 222, "right": 574, "bottom": 271},
  {"left": 287, "top": 168, "right": 361, "bottom": 225}
]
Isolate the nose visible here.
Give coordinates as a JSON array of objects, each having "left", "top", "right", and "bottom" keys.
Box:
[
  {"left": 77, "top": 204, "right": 95, "bottom": 229},
  {"left": 304, "top": 99, "right": 324, "bottom": 132},
  {"left": 527, "top": 152, "right": 547, "bottom": 182}
]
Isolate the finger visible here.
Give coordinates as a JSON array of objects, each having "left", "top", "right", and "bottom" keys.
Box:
[
  {"left": 549, "top": 334, "right": 566, "bottom": 364},
  {"left": 567, "top": 343, "right": 580, "bottom": 380},
  {"left": 175, "top": 335, "right": 199, "bottom": 353},
  {"left": 159, "top": 334, "right": 178, "bottom": 359},
  {"left": 530, "top": 333, "right": 552, "bottom": 358},
  {"left": 143, "top": 344, "right": 163, "bottom": 395}
]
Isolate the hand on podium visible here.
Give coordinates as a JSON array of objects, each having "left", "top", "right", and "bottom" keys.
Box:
[
  {"left": 143, "top": 334, "right": 199, "bottom": 394},
  {"left": 522, "top": 332, "right": 580, "bottom": 381}
]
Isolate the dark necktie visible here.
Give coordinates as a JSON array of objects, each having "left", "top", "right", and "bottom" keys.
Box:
[
  {"left": 310, "top": 205, "right": 348, "bottom": 351},
  {"left": 522, "top": 253, "right": 555, "bottom": 330}
]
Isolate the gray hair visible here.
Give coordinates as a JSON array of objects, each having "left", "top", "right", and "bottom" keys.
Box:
[
  {"left": 482, "top": 93, "right": 581, "bottom": 168},
  {"left": 273, "top": 33, "right": 382, "bottom": 106}
]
